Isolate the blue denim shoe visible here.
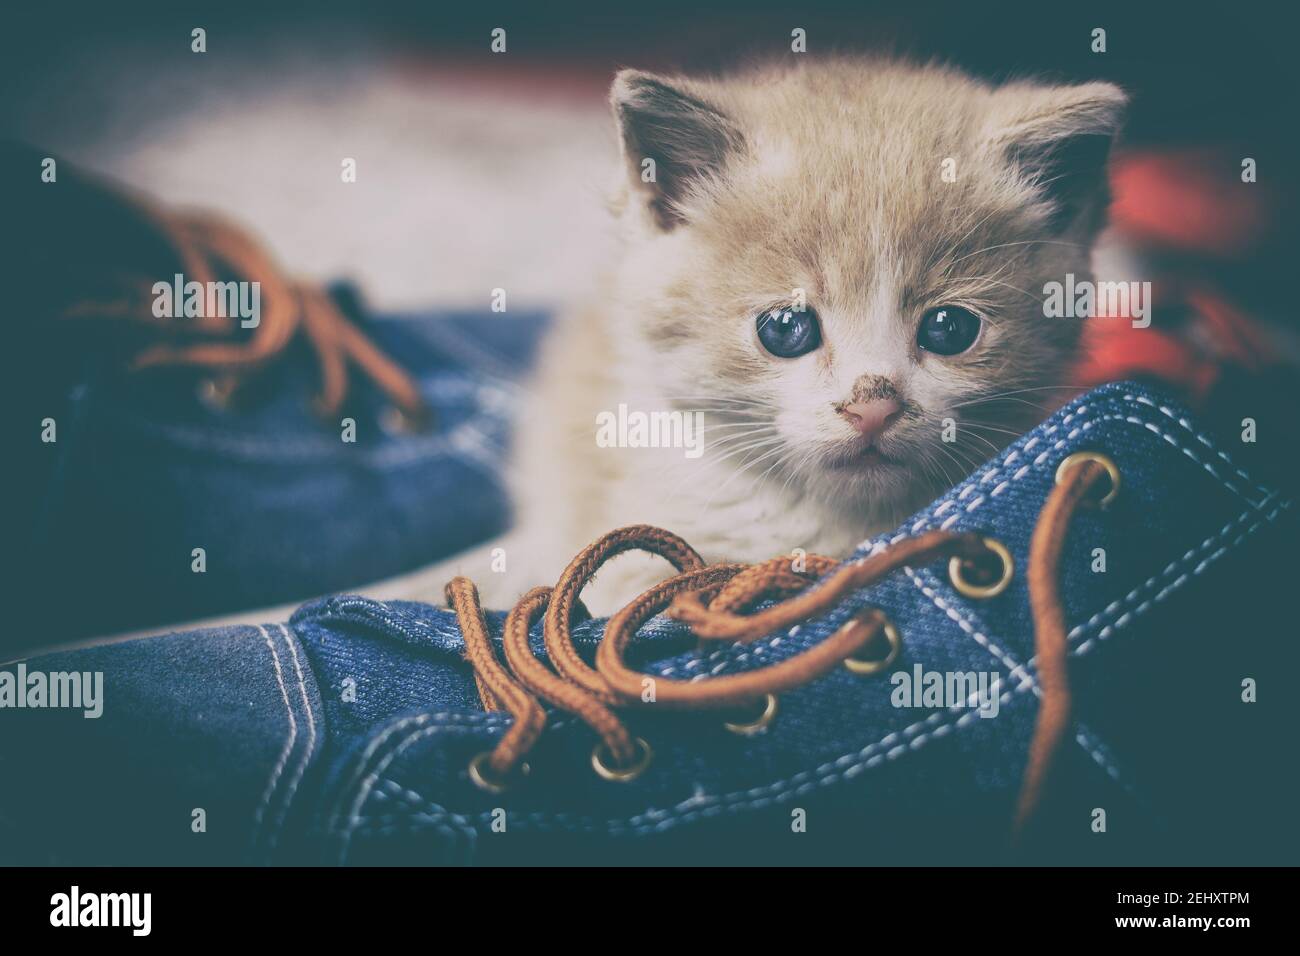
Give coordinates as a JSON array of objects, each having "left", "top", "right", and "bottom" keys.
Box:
[
  {"left": 2, "top": 382, "right": 1294, "bottom": 865},
  {"left": 8, "top": 142, "right": 541, "bottom": 648},
  {"left": 22, "top": 301, "right": 543, "bottom": 646}
]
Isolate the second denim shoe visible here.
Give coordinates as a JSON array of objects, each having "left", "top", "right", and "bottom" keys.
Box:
[{"left": 8, "top": 142, "right": 543, "bottom": 648}]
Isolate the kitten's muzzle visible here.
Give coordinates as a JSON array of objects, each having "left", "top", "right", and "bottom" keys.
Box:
[{"left": 836, "top": 397, "right": 902, "bottom": 442}]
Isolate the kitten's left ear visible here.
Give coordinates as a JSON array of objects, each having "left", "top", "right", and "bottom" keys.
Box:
[
  {"left": 984, "top": 81, "right": 1128, "bottom": 232},
  {"left": 610, "top": 69, "right": 744, "bottom": 230}
]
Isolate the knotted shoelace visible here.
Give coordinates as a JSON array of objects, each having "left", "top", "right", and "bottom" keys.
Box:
[
  {"left": 56, "top": 190, "right": 427, "bottom": 421},
  {"left": 447, "top": 454, "right": 1114, "bottom": 842}
]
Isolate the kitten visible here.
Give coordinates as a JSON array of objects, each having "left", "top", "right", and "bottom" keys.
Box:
[{"left": 437, "top": 57, "right": 1126, "bottom": 612}]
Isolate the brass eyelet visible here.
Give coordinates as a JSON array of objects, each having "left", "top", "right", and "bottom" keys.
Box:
[
  {"left": 841, "top": 612, "right": 902, "bottom": 675},
  {"left": 1056, "top": 451, "right": 1121, "bottom": 509},
  {"left": 723, "top": 693, "right": 779, "bottom": 736},
  {"left": 468, "top": 751, "right": 529, "bottom": 794},
  {"left": 948, "top": 536, "right": 1014, "bottom": 599},
  {"left": 591, "top": 737, "right": 653, "bottom": 783}
]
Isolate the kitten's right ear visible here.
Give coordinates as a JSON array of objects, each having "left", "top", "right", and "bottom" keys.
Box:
[
  {"left": 984, "top": 81, "right": 1128, "bottom": 233},
  {"left": 611, "top": 70, "right": 743, "bottom": 230}
]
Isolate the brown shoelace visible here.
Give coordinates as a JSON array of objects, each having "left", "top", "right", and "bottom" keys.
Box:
[
  {"left": 446, "top": 454, "right": 1114, "bottom": 840},
  {"left": 57, "top": 196, "right": 426, "bottom": 421}
]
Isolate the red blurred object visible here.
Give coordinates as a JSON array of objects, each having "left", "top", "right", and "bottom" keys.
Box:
[
  {"left": 1075, "top": 149, "right": 1284, "bottom": 404},
  {"left": 1075, "top": 317, "right": 1219, "bottom": 400},
  {"left": 1108, "top": 150, "right": 1268, "bottom": 257}
]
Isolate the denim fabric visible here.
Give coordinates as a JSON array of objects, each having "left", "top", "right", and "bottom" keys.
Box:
[
  {"left": 0, "top": 623, "right": 323, "bottom": 865},
  {"left": 3, "top": 382, "right": 1294, "bottom": 865},
  {"left": 19, "top": 306, "right": 545, "bottom": 645}
]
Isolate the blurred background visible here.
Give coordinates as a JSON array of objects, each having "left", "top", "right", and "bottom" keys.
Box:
[{"left": 4, "top": 0, "right": 1296, "bottom": 317}]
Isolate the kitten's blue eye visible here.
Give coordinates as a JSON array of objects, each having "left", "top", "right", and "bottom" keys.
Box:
[
  {"left": 756, "top": 306, "right": 821, "bottom": 358},
  {"left": 917, "top": 306, "right": 981, "bottom": 356}
]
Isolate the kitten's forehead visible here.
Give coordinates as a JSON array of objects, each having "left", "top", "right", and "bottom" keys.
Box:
[
  {"left": 716, "top": 59, "right": 993, "bottom": 181},
  {"left": 695, "top": 149, "right": 1026, "bottom": 317},
  {"left": 685, "top": 62, "right": 1036, "bottom": 301},
  {"left": 731, "top": 63, "right": 988, "bottom": 148}
]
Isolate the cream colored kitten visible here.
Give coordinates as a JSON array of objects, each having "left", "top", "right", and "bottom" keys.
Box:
[{"left": 436, "top": 57, "right": 1126, "bottom": 613}]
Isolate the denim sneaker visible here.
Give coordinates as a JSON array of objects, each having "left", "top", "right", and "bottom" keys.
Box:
[
  {"left": 8, "top": 142, "right": 543, "bottom": 648},
  {"left": 2, "top": 381, "right": 1293, "bottom": 865}
]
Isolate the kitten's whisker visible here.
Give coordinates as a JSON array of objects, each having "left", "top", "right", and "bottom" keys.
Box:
[
  {"left": 699, "top": 440, "right": 780, "bottom": 468},
  {"left": 929, "top": 207, "right": 1001, "bottom": 273},
  {"left": 950, "top": 384, "right": 1083, "bottom": 415},
  {"left": 776, "top": 447, "right": 811, "bottom": 501},
  {"left": 917, "top": 453, "right": 955, "bottom": 501},
  {"left": 668, "top": 407, "right": 774, "bottom": 418},
  {"left": 954, "top": 430, "right": 1004, "bottom": 456},
  {"left": 955, "top": 420, "right": 1025, "bottom": 438},
  {"left": 925, "top": 445, "right": 960, "bottom": 490},
  {"left": 953, "top": 384, "right": 1084, "bottom": 403},
  {"left": 753, "top": 450, "right": 793, "bottom": 492},
  {"left": 702, "top": 436, "right": 784, "bottom": 471},
  {"left": 934, "top": 440, "right": 982, "bottom": 482},
  {"left": 951, "top": 391, "right": 1049, "bottom": 408},
  {"left": 708, "top": 432, "right": 782, "bottom": 457},
  {"left": 693, "top": 433, "right": 776, "bottom": 464},
  {"left": 946, "top": 239, "right": 1086, "bottom": 268},
  {"left": 700, "top": 442, "right": 790, "bottom": 513},
  {"left": 655, "top": 433, "right": 782, "bottom": 503},
  {"left": 661, "top": 395, "right": 777, "bottom": 410},
  {"left": 698, "top": 424, "right": 771, "bottom": 437},
  {"left": 645, "top": 420, "right": 776, "bottom": 478},
  {"left": 951, "top": 426, "right": 1008, "bottom": 452},
  {"left": 965, "top": 398, "right": 1052, "bottom": 416},
  {"left": 944, "top": 276, "right": 1038, "bottom": 302},
  {"left": 685, "top": 403, "right": 768, "bottom": 414}
]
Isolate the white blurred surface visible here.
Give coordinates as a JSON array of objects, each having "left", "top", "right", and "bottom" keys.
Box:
[{"left": 21, "top": 47, "right": 617, "bottom": 312}]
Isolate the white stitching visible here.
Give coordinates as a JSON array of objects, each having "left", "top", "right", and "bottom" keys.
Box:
[
  {"left": 1075, "top": 728, "right": 1126, "bottom": 786},
  {"left": 335, "top": 719, "right": 495, "bottom": 863},
  {"left": 324, "top": 710, "right": 516, "bottom": 839},
  {"left": 263, "top": 623, "right": 318, "bottom": 856},
  {"left": 252, "top": 625, "right": 297, "bottom": 846},
  {"left": 365, "top": 780, "right": 479, "bottom": 845},
  {"left": 326, "top": 709, "right": 582, "bottom": 857},
  {"left": 1127, "top": 393, "right": 1259, "bottom": 487},
  {"left": 890, "top": 413, "right": 1261, "bottom": 549},
  {"left": 1068, "top": 496, "right": 1284, "bottom": 657},
  {"left": 904, "top": 569, "right": 1035, "bottom": 692},
  {"left": 871, "top": 395, "right": 1269, "bottom": 552},
  {"left": 903, "top": 567, "right": 1122, "bottom": 781}
]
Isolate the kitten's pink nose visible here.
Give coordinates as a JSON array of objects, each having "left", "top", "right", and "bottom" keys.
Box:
[{"left": 838, "top": 398, "right": 902, "bottom": 440}]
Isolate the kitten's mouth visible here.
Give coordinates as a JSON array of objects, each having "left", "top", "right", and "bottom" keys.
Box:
[{"left": 825, "top": 440, "right": 898, "bottom": 469}]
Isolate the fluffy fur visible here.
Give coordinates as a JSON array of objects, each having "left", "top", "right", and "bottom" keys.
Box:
[{"left": 437, "top": 57, "right": 1126, "bottom": 611}]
